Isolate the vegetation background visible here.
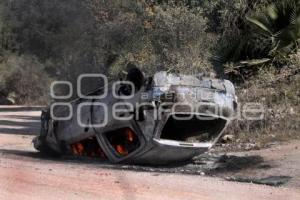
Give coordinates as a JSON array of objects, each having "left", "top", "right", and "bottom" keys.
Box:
[{"left": 0, "top": 0, "right": 299, "bottom": 146}]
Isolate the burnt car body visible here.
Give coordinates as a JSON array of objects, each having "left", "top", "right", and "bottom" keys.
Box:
[{"left": 33, "top": 69, "right": 237, "bottom": 165}]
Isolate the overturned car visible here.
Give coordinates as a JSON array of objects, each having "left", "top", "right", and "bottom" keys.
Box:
[{"left": 33, "top": 69, "right": 237, "bottom": 165}]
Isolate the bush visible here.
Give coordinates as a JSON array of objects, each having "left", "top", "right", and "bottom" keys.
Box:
[
  {"left": 88, "top": 0, "right": 216, "bottom": 78},
  {"left": 0, "top": 55, "right": 51, "bottom": 104}
]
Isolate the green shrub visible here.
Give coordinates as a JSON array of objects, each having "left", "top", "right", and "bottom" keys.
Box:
[
  {"left": 88, "top": 1, "right": 216, "bottom": 77},
  {"left": 0, "top": 55, "right": 51, "bottom": 104}
]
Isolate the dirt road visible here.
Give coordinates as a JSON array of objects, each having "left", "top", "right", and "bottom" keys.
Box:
[{"left": 0, "top": 106, "right": 299, "bottom": 200}]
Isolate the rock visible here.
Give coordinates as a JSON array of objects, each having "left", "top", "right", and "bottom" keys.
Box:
[
  {"left": 221, "top": 135, "right": 234, "bottom": 143},
  {"left": 244, "top": 143, "right": 260, "bottom": 151},
  {"left": 290, "top": 107, "right": 295, "bottom": 115}
]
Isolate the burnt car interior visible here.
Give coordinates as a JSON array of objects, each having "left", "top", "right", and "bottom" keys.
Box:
[
  {"left": 160, "top": 115, "right": 227, "bottom": 143},
  {"left": 71, "top": 136, "right": 107, "bottom": 159},
  {"left": 105, "top": 128, "right": 141, "bottom": 157}
]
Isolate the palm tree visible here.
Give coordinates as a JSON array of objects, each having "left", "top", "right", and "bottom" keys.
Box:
[{"left": 247, "top": 0, "right": 300, "bottom": 57}]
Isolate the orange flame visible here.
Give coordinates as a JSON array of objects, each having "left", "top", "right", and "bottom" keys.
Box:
[
  {"left": 72, "top": 143, "right": 84, "bottom": 156},
  {"left": 115, "top": 145, "right": 128, "bottom": 156},
  {"left": 71, "top": 137, "right": 107, "bottom": 159},
  {"left": 126, "top": 128, "right": 135, "bottom": 142}
]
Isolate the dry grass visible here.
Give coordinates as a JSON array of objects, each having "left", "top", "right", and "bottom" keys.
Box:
[{"left": 224, "top": 63, "right": 300, "bottom": 149}]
